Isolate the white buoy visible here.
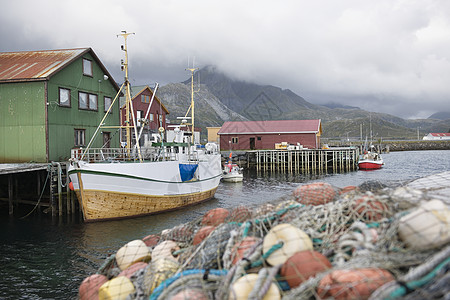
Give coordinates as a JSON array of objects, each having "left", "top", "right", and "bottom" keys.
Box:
[
  {"left": 98, "top": 276, "right": 135, "bottom": 300},
  {"left": 115, "top": 239, "right": 151, "bottom": 270},
  {"left": 263, "top": 223, "right": 313, "bottom": 265},
  {"left": 398, "top": 199, "right": 450, "bottom": 250}
]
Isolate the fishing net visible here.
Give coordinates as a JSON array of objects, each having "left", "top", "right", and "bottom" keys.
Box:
[{"left": 78, "top": 171, "right": 450, "bottom": 300}]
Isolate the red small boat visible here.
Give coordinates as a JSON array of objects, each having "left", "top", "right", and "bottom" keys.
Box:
[{"left": 358, "top": 150, "right": 384, "bottom": 170}]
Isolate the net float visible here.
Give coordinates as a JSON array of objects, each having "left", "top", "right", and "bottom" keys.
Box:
[
  {"left": 353, "top": 194, "right": 388, "bottom": 221},
  {"left": 293, "top": 182, "right": 336, "bottom": 206},
  {"left": 143, "top": 257, "right": 180, "bottom": 294},
  {"left": 193, "top": 226, "right": 216, "bottom": 245},
  {"left": 142, "top": 234, "right": 160, "bottom": 247},
  {"left": 398, "top": 199, "right": 450, "bottom": 250},
  {"left": 118, "top": 261, "right": 148, "bottom": 279},
  {"left": 79, "top": 274, "right": 108, "bottom": 300},
  {"left": 201, "top": 208, "right": 230, "bottom": 226},
  {"left": 231, "top": 236, "right": 261, "bottom": 265},
  {"left": 263, "top": 223, "right": 313, "bottom": 266},
  {"left": 317, "top": 268, "right": 394, "bottom": 300},
  {"left": 151, "top": 240, "right": 180, "bottom": 261},
  {"left": 115, "top": 239, "right": 151, "bottom": 271},
  {"left": 98, "top": 276, "right": 135, "bottom": 300},
  {"left": 169, "top": 288, "right": 209, "bottom": 300},
  {"left": 228, "top": 206, "right": 252, "bottom": 223},
  {"left": 229, "top": 273, "right": 280, "bottom": 300},
  {"left": 280, "top": 250, "right": 332, "bottom": 288}
]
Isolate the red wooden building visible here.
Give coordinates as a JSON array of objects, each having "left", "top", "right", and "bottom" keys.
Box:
[
  {"left": 218, "top": 119, "right": 322, "bottom": 150},
  {"left": 120, "top": 85, "right": 169, "bottom": 144}
]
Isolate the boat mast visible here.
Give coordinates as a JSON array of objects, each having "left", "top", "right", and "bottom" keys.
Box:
[
  {"left": 185, "top": 67, "right": 198, "bottom": 144},
  {"left": 118, "top": 31, "right": 143, "bottom": 161}
]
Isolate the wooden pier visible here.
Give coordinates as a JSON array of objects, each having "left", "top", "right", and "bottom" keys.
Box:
[
  {"left": 246, "top": 147, "right": 359, "bottom": 173},
  {"left": 0, "top": 163, "right": 78, "bottom": 218}
]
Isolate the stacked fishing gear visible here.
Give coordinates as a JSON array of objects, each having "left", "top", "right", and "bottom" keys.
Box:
[{"left": 78, "top": 172, "right": 450, "bottom": 299}]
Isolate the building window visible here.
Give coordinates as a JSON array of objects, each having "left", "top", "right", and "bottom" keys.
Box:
[
  {"left": 89, "top": 94, "right": 98, "bottom": 111},
  {"left": 79, "top": 92, "right": 98, "bottom": 111},
  {"left": 59, "top": 87, "right": 71, "bottom": 107},
  {"left": 257, "top": 136, "right": 261, "bottom": 140},
  {"left": 136, "top": 110, "right": 144, "bottom": 127},
  {"left": 102, "top": 132, "right": 111, "bottom": 148},
  {"left": 104, "top": 97, "right": 112, "bottom": 113},
  {"left": 150, "top": 113, "right": 154, "bottom": 121},
  {"left": 75, "top": 129, "right": 85, "bottom": 146},
  {"left": 79, "top": 92, "right": 88, "bottom": 109},
  {"left": 141, "top": 95, "right": 150, "bottom": 103},
  {"left": 231, "top": 137, "right": 238, "bottom": 144},
  {"left": 83, "top": 58, "right": 93, "bottom": 76}
]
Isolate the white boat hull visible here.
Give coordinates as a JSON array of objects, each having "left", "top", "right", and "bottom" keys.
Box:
[
  {"left": 222, "top": 172, "right": 244, "bottom": 183},
  {"left": 68, "top": 154, "right": 222, "bottom": 221}
]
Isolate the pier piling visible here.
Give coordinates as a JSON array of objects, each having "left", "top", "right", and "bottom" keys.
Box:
[{"left": 247, "top": 147, "right": 359, "bottom": 173}]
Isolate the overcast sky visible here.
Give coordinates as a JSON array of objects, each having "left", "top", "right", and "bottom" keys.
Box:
[{"left": 1, "top": 0, "right": 449, "bottom": 119}]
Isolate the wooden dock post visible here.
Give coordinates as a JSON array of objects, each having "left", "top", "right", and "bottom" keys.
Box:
[{"left": 8, "top": 174, "right": 13, "bottom": 215}]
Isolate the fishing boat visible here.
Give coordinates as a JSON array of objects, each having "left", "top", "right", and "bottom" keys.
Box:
[
  {"left": 358, "top": 145, "right": 384, "bottom": 170},
  {"left": 222, "top": 159, "right": 243, "bottom": 183},
  {"left": 67, "top": 32, "right": 222, "bottom": 222}
]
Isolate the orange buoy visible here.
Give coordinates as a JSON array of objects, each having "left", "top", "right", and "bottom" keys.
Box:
[
  {"left": 340, "top": 185, "right": 357, "bottom": 195},
  {"left": 280, "top": 250, "right": 332, "bottom": 288},
  {"left": 228, "top": 206, "right": 252, "bottom": 223},
  {"left": 201, "top": 208, "right": 230, "bottom": 226},
  {"left": 317, "top": 268, "right": 394, "bottom": 300},
  {"left": 193, "top": 226, "right": 216, "bottom": 245},
  {"left": 69, "top": 181, "right": 74, "bottom": 191},
  {"left": 118, "top": 261, "right": 148, "bottom": 279},
  {"left": 353, "top": 195, "right": 387, "bottom": 221},
  {"left": 79, "top": 274, "right": 108, "bottom": 300},
  {"left": 293, "top": 182, "right": 336, "bottom": 206},
  {"left": 231, "top": 236, "right": 261, "bottom": 265},
  {"left": 142, "top": 234, "right": 160, "bottom": 247}
]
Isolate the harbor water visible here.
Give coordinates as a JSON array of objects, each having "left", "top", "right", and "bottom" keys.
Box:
[{"left": 1, "top": 150, "right": 449, "bottom": 299}]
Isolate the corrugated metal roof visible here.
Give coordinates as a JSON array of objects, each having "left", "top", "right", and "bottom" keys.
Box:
[
  {"left": 218, "top": 119, "right": 321, "bottom": 134},
  {"left": 0, "top": 48, "right": 89, "bottom": 82},
  {"left": 430, "top": 133, "right": 450, "bottom": 137}
]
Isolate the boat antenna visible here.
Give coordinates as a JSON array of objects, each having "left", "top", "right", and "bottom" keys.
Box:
[{"left": 185, "top": 66, "right": 199, "bottom": 144}]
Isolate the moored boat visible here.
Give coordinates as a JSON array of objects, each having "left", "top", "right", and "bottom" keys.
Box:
[
  {"left": 68, "top": 32, "right": 222, "bottom": 221},
  {"left": 222, "top": 163, "right": 243, "bottom": 183},
  {"left": 358, "top": 146, "right": 384, "bottom": 170}
]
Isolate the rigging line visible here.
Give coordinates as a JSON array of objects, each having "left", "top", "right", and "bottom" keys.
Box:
[{"left": 20, "top": 168, "right": 50, "bottom": 219}]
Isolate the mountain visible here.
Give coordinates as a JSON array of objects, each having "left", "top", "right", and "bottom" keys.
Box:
[
  {"left": 428, "top": 111, "right": 450, "bottom": 120},
  {"left": 159, "top": 66, "right": 450, "bottom": 140}
]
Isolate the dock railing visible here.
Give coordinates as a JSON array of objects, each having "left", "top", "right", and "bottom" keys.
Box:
[{"left": 247, "top": 147, "right": 359, "bottom": 173}]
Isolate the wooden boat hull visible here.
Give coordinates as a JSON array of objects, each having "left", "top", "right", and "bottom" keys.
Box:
[
  {"left": 74, "top": 187, "right": 217, "bottom": 221},
  {"left": 68, "top": 156, "right": 222, "bottom": 221}
]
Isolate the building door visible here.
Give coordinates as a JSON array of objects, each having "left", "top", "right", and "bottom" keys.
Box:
[
  {"left": 250, "top": 137, "right": 255, "bottom": 150},
  {"left": 103, "top": 132, "right": 111, "bottom": 148}
]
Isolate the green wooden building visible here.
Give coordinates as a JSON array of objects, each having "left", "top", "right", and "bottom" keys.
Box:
[{"left": 0, "top": 48, "right": 120, "bottom": 163}]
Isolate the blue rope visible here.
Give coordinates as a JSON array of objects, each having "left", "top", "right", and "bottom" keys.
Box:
[{"left": 149, "top": 269, "right": 227, "bottom": 300}]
